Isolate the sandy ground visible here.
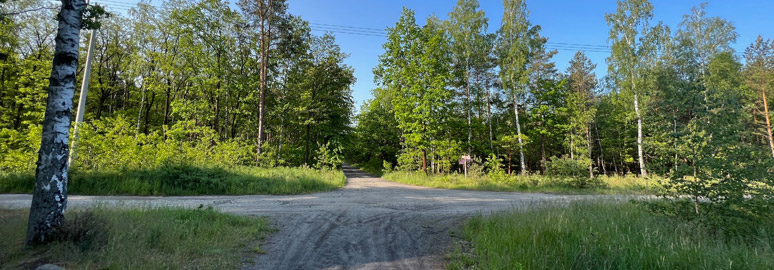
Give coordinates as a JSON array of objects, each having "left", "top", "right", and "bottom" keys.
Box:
[{"left": 0, "top": 165, "right": 593, "bottom": 270}]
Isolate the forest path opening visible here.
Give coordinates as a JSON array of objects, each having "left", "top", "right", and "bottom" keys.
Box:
[{"left": 0, "top": 165, "right": 590, "bottom": 269}]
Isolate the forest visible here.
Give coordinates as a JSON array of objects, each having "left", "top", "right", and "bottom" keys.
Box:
[
  {"left": 0, "top": 0, "right": 773, "bottom": 268},
  {"left": 0, "top": 0, "right": 355, "bottom": 179},
  {"left": 350, "top": 0, "right": 774, "bottom": 184}
]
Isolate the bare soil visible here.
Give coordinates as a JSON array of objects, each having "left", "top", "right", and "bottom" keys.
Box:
[{"left": 0, "top": 165, "right": 590, "bottom": 269}]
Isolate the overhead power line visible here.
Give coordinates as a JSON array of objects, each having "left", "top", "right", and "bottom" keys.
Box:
[{"left": 76, "top": 4, "right": 745, "bottom": 56}]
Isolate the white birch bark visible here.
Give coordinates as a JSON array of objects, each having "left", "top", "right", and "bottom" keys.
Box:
[{"left": 27, "top": 0, "right": 86, "bottom": 244}]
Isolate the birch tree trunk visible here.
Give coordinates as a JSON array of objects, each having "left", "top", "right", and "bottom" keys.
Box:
[
  {"left": 27, "top": 0, "right": 86, "bottom": 245},
  {"left": 513, "top": 93, "right": 525, "bottom": 175},
  {"left": 634, "top": 90, "right": 647, "bottom": 177}
]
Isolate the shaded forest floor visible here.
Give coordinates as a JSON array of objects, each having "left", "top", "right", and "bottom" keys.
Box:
[
  {"left": 0, "top": 206, "right": 272, "bottom": 269},
  {"left": 0, "top": 166, "right": 346, "bottom": 196},
  {"left": 382, "top": 171, "right": 662, "bottom": 195}
]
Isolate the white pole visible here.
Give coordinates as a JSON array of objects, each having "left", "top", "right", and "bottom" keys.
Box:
[{"left": 68, "top": 12, "right": 97, "bottom": 166}]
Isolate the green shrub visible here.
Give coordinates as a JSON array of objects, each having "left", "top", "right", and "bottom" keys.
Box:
[
  {"left": 546, "top": 156, "right": 598, "bottom": 188},
  {"left": 314, "top": 141, "right": 343, "bottom": 171},
  {"left": 484, "top": 153, "right": 506, "bottom": 182},
  {"left": 466, "top": 157, "right": 485, "bottom": 179},
  {"left": 382, "top": 160, "right": 393, "bottom": 174}
]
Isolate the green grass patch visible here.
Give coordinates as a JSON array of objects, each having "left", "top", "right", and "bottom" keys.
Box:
[
  {"left": 449, "top": 200, "right": 774, "bottom": 270},
  {"left": 0, "top": 165, "right": 346, "bottom": 196},
  {"left": 383, "top": 172, "right": 661, "bottom": 194},
  {"left": 0, "top": 206, "right": 273, "bottom": 269}
]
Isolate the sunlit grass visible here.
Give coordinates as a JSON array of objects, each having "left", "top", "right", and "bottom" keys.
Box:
[
  {"left": 0, "top": 206, "right": 273, "bottom": 269},
  {"left": 449, "top": 200, "right": 774, "bottom": 270},
  {"left": 0, "top": 166, "right": 347, "bottom": 195},
  {"left": 383, "top": 171, "right": 662, "bottom": 194}
]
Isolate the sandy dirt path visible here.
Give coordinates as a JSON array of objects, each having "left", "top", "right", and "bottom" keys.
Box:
[{"left": 0, "top": 165, "right": 590, "bottom": 269}]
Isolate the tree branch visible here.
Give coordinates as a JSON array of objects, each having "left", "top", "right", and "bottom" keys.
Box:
[{"left": 1, "top": 6, "right": 58, "bottom": 17}]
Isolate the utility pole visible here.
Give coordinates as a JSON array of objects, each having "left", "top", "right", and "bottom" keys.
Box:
[{"left": 68, "top": 0, "right": 96, "bottom": 166}]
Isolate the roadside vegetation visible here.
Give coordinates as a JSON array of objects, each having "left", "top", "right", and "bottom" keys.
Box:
[
  {"left": 0, "top": 206, "right": 272, "bottom": 269},
  {"left": 383, "top": 171, "right": 660, "bottom": 194},
  {"left": 0, "top": 117, "right": 346, "bottom": 195},
  {"left": 349, "top": 0, "right": 774, "bottom": 258},
  {"left": 449, "top": 200, "right": 774, "bottom": 270}
]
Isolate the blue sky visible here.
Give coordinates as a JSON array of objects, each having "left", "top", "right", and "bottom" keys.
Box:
[
  {"left": 285, "top": 0, "right": 774, "bottom": 111},
  {"left": 98, "top": 0, "right": 774, "bottom": 111}
]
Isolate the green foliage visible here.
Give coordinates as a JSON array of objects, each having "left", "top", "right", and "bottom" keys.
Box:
[
  {"left": 0, "top": 207, "right": 272, "bottom": 269},
  {"left": 656, "top": 52, "right": 774, "bottom": 235},
  {"left": 483, "top": 153, "right": 506, "bottom": 181},
  {"left": 382, "top": 160, "right": 393, "bottom": 174},
  {"left": 466, "top": 157, "right": 485, "bottom": 179},
  {"left": 314, "top": 141, "right": 343, "bottom": 171},
  {"left": 449, "top": 200, "right": 774, "bottom": 270},
  {"left": 546, "top": 156, "right": 597, "bottom": 188},
  {"left": 0, "top": 117, "right": 346, "bottom": 195},
  {"left": 0, "top": 125, "right": 40, "bottom": 173}
]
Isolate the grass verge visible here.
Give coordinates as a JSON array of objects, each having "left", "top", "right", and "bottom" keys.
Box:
[
  {"left": 383, "top": 171, "right": 661, "bottom": 194},
  {"left": 0, "top": 165, "right": 346, "bottom": 195},
  {"left": 449, "top": 200, "right": 774, "bottom": 270},
  {"left": 0, "top": 206, "right": 272, "bottom": 269}
]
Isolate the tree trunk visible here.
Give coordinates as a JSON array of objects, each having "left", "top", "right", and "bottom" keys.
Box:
[
  {"left": 633, "top": 88, "right": 647, "bottom": 177},
  {"left": 255, "top": 0, "right": 274, "bottom": 165},
  {"left": 569, "top": 125, "right": 575, "bottom": 160},
  {"left": 143, "top": 91, "right": 155, "bottom": 134},
  {"left": 163, "top": 79, "right": 171, "bottom": 126},
  {"left": 466, "top": 80, "right": 472, "bottom": 156},
  {"left": 761, "top": 85, "right": 774, "bottom": 158},
  {"left": 422, "top": 149, "right": 428, "bottom": 174},
  {"left": 513, "top": 93, "right": 525, "bottom": 175},
  {"left": 594, "top": 122, "right": 606, "bottom": 175},
  {"left": 304, "top": 124, "right": 311, "bottom": 165},
  {"left": 507, "top": 150, "right": 512, "bottom": 175},
  {"left": 136, "top": 88, "right": 146, "bottom": 134},
  {"left": 486, "top": 86, "right": 493, "bottom": 151},
  {"left": 586, "top": 125, "right": 593, "bottom": 178},
  {"left": 540, "top": 133, "right": 546, "bottom": 174},
  {"left": 27, "top": 0, "right": 86, "bottom": 245}
]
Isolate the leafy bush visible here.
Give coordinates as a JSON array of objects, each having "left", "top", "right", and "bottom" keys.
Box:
[
  {"left": 314, "top": 141, "right": 343, "bottom": 171},
  {"left": 484, "top": 153, "right": 506, "bottom": 182},
  {"left": 0, "top": 126, "right": 40, "bottom": 173},
  {"left": 466, "top": 157, "right": 485, "bottom": 179},
  {"left": 382, "top": 160, "right": 393, "bottom": 174},
  {"left": 546, "top": 156, "right": 598, "bottom": 188}
]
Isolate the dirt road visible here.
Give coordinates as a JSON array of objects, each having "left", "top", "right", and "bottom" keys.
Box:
[{"left": 0, "top": 165, "right": 587, "bottom": 269}]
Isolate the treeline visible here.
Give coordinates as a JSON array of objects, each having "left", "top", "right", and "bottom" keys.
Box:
[
  {"left": 350, "top": 0, "right": 774, "bottom": 179},
  {"left": 0, "top": 0, "right": 355, "bottom": 170}
]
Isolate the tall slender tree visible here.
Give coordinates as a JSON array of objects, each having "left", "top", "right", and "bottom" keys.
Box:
[
  {"left": 239, "top": 0, "right": 288, "bottom": 165},
  {"left": 605, "top": 0, "right": 661, "bottom": 177},
  {"left": 448, "top": 0, "right": 489, "bottom": 156},
  {"left": 743, "top": 36, "right": 774, "bottom": 158},
  {"left": 26, "top": 0, "right": 87, "bottom": 245},
  {"left": 566, "top": 51, "right": 598, "bottom": 177},
  {"left": 497, "top": 0, "right": 531, "bottom": 174}
]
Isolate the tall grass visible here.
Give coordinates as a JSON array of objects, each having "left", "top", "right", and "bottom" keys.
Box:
[
  {"left": 0, "top": 165, "right": 346, "bottom": 195},
  {"left": 0, "top": 206, "right": 272, "bottom": 269},
  {"left": 384, "top": 171, "right": 661, "bottom": 194},
  {"left": 449, "top": 200, "right": 774, "bottom": 270}
]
